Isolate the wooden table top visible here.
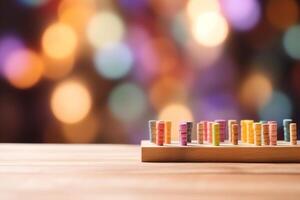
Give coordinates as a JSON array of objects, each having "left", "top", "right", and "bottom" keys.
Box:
[{"left": 0, "top": 144, "right": 300, "bottom": 200}]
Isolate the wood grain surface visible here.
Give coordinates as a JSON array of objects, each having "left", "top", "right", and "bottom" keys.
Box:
[{"left": 0, "top": 144, "right": 300, "bottom": 199}]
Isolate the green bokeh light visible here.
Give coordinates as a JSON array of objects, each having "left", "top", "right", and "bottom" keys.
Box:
[
  {"left": 283, "top": 25, "right": 300, "bottom": 60},
  {"left": 108, "top": 82, "right": 146, "bottom": 123}
]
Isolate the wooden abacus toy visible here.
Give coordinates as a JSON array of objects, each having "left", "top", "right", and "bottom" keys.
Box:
[{"left": 141, "top": 119, "right": 300, "bottom": 162}]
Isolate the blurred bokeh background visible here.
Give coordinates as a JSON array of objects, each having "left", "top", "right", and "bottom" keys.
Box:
[{"left": 0, "top": 0, "right": 299, "bottom": 143}]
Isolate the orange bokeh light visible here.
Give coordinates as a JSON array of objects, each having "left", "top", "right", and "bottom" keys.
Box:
[
  {"left": 266, "top": 0, "right": 299, "bottom": 30},
  {"left": 150, "top": 0, "right": 185, "bottom": 19},
  {"left": 240, "top": 72, "right": 273, "bottom": 111},
  {"left": 149, "top": 77, "right": 188, "bottom": 111},
  {"left": 42, "top": 53, "right": 75, "bottom": 80},
  {"left": 58, "top": 0, "right": 96, "bottom": 33},
  {"left": 158, "top": 103, "right": 194, "bottom": 140},
  {"left": 51, "top": 80, "right": 92, "bottom": 124}
]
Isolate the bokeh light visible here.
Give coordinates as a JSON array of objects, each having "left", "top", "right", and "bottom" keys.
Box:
[
  {"left": 127, "top": 25, "right": 159, "bottom": 83},
  {"left": 51, "top": 80, "right": 92, "bottom": 124},
  {"left": 149, "top": 77, "right": 188, "bottom": 111},
  {"left": 118, "top": 0, "right": 148, "bottom": 14},
  {"left": 240, "top": 72, "right": 273, "bottom": 110},
  {"left": 42, "top": 54, "right": 75, "bottom": 80},
  {"left": 42, "top": 22, "right": 78, "bottom": 60},
  {"left": 108, "top": 83, "right": 146, "bottom": 123},
  {"left": 186, "top": 0, "right": 220, "bottom": 21},
  {"left": 94, "top": 43, "right": 133, "bottom": 80},
  {"left": 0, "top": 35, "right": 24, "bottom": 74},
  {"left": 153, "top": 36, "right": 179, "bottom": 74},
  {"left": 266, "top": 0, "right": 298, "bottom": 30},
  {"left": 18, "top": 0, "right": 49, "bottom": 7},
  {"left": 259, "top": 91, "right": 292, "bottom": 123},
  {"left": 192, "top": 12, "right": 229, "bottom": 47},
  {"left": 61, "top": 113, "right": 100, "bottom": 143},
  {"left": 58, "top": 0, "right": 96, "bottom": 33},
  {"left": 3, "top": 49, "right": 44, "bottom": 89},
  {"left": 194, "top": 93, "right": 240, "bottom": 121},
  {"left": 171, "top": 12, "right": 188, "bottom": 46},
  {"left": 2, "top": 0, "right": 300, "bottom": 145},
  {"left": 221, "top": 0, "right": 261, "bottom": 31},
  {"left": 158, "top": 103, "right": 193, "bottom": 140},
  {"left": 86, "top": 11, "right": 125, "bottom": 49},
  {"left": 283, "top": 25, "right": 300, "bottom": 59},
  {"left": 185, "top": 39, "right": 224, "bottom": 68},
  {"left": 150, "top": 0, "right": 185, "bottom": 19}
]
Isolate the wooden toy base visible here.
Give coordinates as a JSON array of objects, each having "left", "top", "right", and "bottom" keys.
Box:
[{"left": 141, "top": 140, "right": 300, "bottom": 162}]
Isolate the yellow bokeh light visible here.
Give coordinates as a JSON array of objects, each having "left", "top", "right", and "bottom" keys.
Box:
[
  {"left": 86, "top": 11, "right": 125, "bottom": 49},
  {"left": 240, "top": 72, "right": 273, "bottom": 111},
  {"left": 158, "top": 103, "right": 193, "bottom": 140},
  {"left": 186, "top": 0, "right": 220, "bottom": 21},
  {"left": 192, "top": 12, "right": 229, "bottom": 47},
  {"left": 51, "top": 80, "right": 92, "bottom": 124},
  {"left": 3, "top": 49, "right": 44, "bottom": 89},
  {"left": 42, "top": 22, "right": 78, "bottom": 60}
]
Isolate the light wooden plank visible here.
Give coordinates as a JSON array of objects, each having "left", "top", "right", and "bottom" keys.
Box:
[
  {"left": 141, "top": 140, "right": 300, "bottom": 162},
  {"left": 0, "top": 144, "right": 300, "bottom": 199}
]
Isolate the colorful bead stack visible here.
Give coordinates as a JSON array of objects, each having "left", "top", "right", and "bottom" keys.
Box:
[
  {"left": 240, "top": 120, "right": 248, "bottom": 143},
  {"left": 215, "top": 120, "right": 226, "bottom": 142},
  {"left": 148, "top": 120, "right": 156, "bottom": 143},
  {"left": 148, "top": 119, "right": 298, "bottom": 147},
  {"left": 212, "top": 123, "right": 220, "bottom": 146},
  {"left": 207, "top": 122, "right": 213, "bottom": 143},
  {"left": 269, "top": 122, "right": 277, "bottom": 146},
  {"left": 156, "top": 121, "right": 165, "bottom": 146},
  {"left": 179, "top": 123, "right": 187, "bottom": 146},
  {"left": 186, "top": 122, "right": 193, "bottom": 143},
  {"left": 268, "top": 121, "right": 277, "bottom": 124},
  {"left": 254, "top": 123, "right": 262, "bottom": 146},
  {"left": 228, "top": 120, "right": 237, "bottom": 143},
  {"left": 232, "top": 123, "right": 238, "bottom": 145},
  {"left": 197, "top": 122, "right": 204, "bottom": 144},
  {"left": 283, "top": 119, "right": 292, "bottom": 142},
  {"left": 165, "top": 121, "right": 172, "bottom": 144},
  {"left": 290, "top": 123, "right": 297, "bottom": 145},
  {"left": 203, "top": 121, "right": 208, "bottom": 141},
  {"left": 247, "top": 120, "right": 254, "bottom": 144},
  {"left": 262, "top": 123, "right": 270, "bottom": 145}
]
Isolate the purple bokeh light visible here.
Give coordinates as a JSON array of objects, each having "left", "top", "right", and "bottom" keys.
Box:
[
  {"left": 3, "top": 48, "right": 30, "bottom": 81},
  {"left": 193, "top": 93, "right": 240, "bottom": 121},
  {"left": 220, "top": 0, "right": 261, "bottom": 31},
  {"left": 118, "top": 0, "right": 148, "bottom": 15},
  {"left": 127, "top": 25, "right": 159, "bottom": 84},
  {"left": 193, "top": 56, "right": 238, "bottom": 94},
  {"left": 0, "top": 35, "right": 24, "bottom": 76}
]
